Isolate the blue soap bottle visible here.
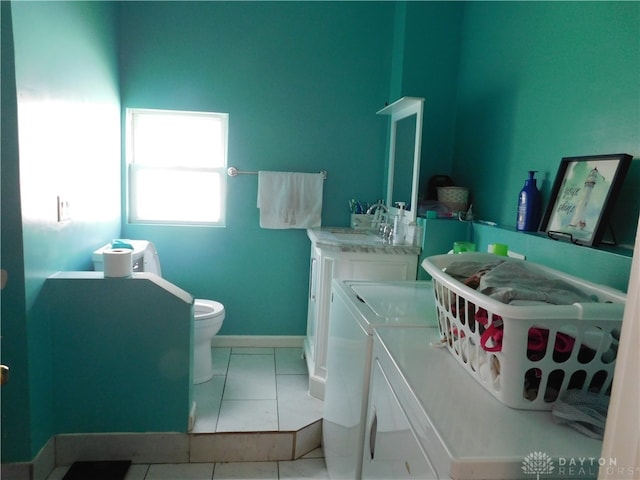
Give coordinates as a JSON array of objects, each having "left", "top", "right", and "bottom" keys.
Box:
[{"left": 516, "top": 171, "right": 542, "bottom": 231}]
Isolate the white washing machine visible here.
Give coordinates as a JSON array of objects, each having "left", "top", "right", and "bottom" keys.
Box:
[
  {"left": 322, "top": 279, "right": 439, "bottom": 479},
  {"left": 363, "top": 328, "right": 605, "bottom": 479}
]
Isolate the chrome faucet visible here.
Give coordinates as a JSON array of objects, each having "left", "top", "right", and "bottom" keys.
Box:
[
  {"left": 366, "top": 202, "right": 388, "bottom": 230},
  {"left": 366, "top": 202, "right": 388, "bottom": 215}
]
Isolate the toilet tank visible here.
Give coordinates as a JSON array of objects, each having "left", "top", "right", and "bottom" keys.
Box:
[{"left": 92, "top": 240, "right": 162, "bottom": 276}]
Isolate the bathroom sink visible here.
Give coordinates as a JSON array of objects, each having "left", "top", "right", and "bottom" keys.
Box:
[
  {"left": 307, "top": 226, "right": 421, "bottom": 256},
  {"left": 332, "top": 232, "right": 373, "bottom": 241},
  {"left": 328, "top": 229, "right": 384, "bottom": 244}
]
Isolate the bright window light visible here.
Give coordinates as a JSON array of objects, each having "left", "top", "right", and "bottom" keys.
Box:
[{"left": 127, "top": 108, "right": 228, "bottom": 225}]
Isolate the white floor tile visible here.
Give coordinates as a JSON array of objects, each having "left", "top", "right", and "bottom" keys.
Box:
[
  {"left": 277, "top": 375, "right": 324, "bottom": 431},
  {"left": 194, "top": 375, "right": 225, "bottom": 404},
  {"left": 213, "top": 461, "right": 278, "bottom": 479},
  {"left": 191, "top": 404, "right": 221, "bottom": 433},
  {"left": 46, "top": 463, "right": 150, "bottom": 480},
  {"left": 193, "top": 376, "right": 225, "bottom": 433},
  {"left": 211, "top": 348, "right": 231, "bottom": 376},
  {"left": 125, "top": 464, "right": 150, "bottom": 480},
  {"left": 194, "top": 348, "right": 323, "bottom": 434},
  {"left": 278, "top": 458, "right": 330, "bottom": 479},
  {"left": 216, "top": 399, "right": 279, "bottom": 432},
  {"left": 301, "top": 447, "right": 325, "bottom": 459},
  {"left": 223, "top": 354, "right": 276, "bottom": 400},
  {"left": 275, "top": 348, "right": 307, "bottom": 374},
  {"left": 276, "top": 374, "right": 313, "bottom": 402},
  {"left": 145, "top": 462, "right": 214, "bottom": 479},
  {"left": 231, "top": 347, "right": 274, "bottom": 355}
]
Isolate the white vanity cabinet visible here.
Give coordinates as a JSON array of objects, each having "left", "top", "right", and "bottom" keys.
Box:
[{"left": 304, "top": 228, "right": 420, "bottom": 400}]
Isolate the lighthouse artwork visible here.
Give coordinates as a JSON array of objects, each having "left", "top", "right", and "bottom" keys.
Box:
[
  {"left": 540, "top": 154, "right": 631, "bottom": 246},
  {"left": 568, "top": 166, "right": 605, "bottom": 230}
]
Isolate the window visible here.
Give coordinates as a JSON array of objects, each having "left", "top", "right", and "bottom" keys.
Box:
[{"left": 126, "top": 108, "right": 228, "bottom": 225}]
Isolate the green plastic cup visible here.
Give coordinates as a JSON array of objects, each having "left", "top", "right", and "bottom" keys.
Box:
[
  {"left": 453, "top": 241, "right": 476, "bottom": 254},
  {"left": 489, "top": 243, "right": 508, "bottom": 256}
]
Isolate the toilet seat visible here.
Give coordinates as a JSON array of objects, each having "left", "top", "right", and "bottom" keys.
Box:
[{"left": 194, "top": 299, "right": 225, "bottom": 321}]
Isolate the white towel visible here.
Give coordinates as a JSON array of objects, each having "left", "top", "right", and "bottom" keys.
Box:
[{"left": 257, "top": 171, "right": 324, "bottom": 229}]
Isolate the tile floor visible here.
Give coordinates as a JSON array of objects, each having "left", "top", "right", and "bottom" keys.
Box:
[
  {"left": 46, "top": 347, "right": 328, "bottom": 479},
  {"left": 192, "top": 347, "right": 324, "bottom": 433},
  {"left": 46, "top": 451, "right": 328, "bottom": 479}
]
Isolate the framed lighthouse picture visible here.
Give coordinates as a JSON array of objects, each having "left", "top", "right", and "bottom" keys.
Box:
[{"left": 540, "top": 153, "right": 632, "bottom": 246}]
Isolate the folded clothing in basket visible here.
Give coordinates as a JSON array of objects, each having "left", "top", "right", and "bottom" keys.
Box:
[
  {"left": 444, "top": 260, "right": 603, "bottom": 356},
  {"left": 551, "top": 390, "right": 610, "bottom": 439},
  {"left": 445, "top": 260, "right": 599, "bottom": 305},
  {"left": 480, "top": 262, "right": 599, "bottom": 305}
]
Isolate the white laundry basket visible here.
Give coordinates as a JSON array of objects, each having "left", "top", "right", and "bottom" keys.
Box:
[{"left": 422, "top": 253, "right": 626, "bottom": 410}]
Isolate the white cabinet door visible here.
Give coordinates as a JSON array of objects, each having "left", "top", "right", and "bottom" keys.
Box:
[
  {"left": 305, "top": 246, "right": 320, "bottom": 362},
  {"left": 362, "top": 359, "right": 438, "bottom": 479},
  {"left": 305, "top": 244, "right": 418, "bottom": 400},
  {"left": 304, "top": 246, "right": 339, "bottom": 400}
]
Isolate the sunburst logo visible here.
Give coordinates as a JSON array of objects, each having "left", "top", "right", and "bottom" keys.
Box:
[{"left": 522, "top": 451, "right": 555, "bottom": 480}]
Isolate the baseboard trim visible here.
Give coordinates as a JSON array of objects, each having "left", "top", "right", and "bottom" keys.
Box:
[
  {"left": 0, "top": 462, "right": 31, "bottom": 480},
  {"left": 1, "top": 425, "right": 321, "bottom": 480},
  {"left": 211, "top": 335, "right": 304, "bottom": 348},
  {"left": 1, "top": 435, "right": 55, "bottom": 480}
]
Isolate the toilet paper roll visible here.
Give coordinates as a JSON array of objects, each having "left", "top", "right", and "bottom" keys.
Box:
[{"left": 103, "top": 248, "right": 133, "bottom": 278}]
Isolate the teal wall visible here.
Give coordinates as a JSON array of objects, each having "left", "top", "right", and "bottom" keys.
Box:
[
  {"left": 119, "top": 0, "right": 638, "bottom": 339},
  {"left": 470, "top": 224, "right": 632, "bottom": 292},
  {"left": 399, "top": 2, "right": 464, "bottom": 186},
  {"left": 3, "top": 1, "right": 122, "bottom": 462},
  {"left": 2, "top": 0, "right": 638, "bottom": 466},
  {"left": 452, "top": 2, "right": 640, "bottom": 246},
  {"left": 1, "top": 1, "right": 31, "bottom": 463},
  {"left": 42, "top": 274, "right": 192, "bottom": 434},
  {"left": 118, "top": 1, "right": 397, "bottom": 336}
]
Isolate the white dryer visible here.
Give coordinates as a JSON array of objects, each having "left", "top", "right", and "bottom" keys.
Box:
[{"left": 322, "top": 280, "right": 439, "bottom": 479}]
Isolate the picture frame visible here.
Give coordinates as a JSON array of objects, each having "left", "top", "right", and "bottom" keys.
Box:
[{"left": 540, "top": 153, "right": 632, "bottom": 247}]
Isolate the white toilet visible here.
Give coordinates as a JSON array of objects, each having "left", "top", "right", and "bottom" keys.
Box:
[
  {"left": 92, "top": 240, "right": 225, "bottom": 384},
  {"left": 192, "top": 299, "right": 225, "bottom": 383}
]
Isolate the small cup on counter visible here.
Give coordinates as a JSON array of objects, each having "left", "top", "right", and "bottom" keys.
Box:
[
  {"left": 488, "top": 243, "right": 509, "bottom": 256},
  {"left": 453, "top": 241, "right": 476, "bottom": 254}
]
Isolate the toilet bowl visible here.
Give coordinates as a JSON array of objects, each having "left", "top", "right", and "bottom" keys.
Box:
[{"left": 193, "top": 299, "right": 225, "bottom": 384}]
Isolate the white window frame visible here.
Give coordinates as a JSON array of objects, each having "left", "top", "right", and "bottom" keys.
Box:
[{"left": 126, "top": 108, "right": 228, "bottom": 226}]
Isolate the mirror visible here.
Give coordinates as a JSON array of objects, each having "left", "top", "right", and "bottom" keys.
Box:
[
  {"left": 377, "top": 97, "right": 424, "bottom": 223},
  {"left": 391, "top": 115, "right": 416, "bottom": 209}
]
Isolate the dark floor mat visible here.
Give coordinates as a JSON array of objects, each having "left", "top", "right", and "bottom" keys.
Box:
[{"left": 62, "top": 460, "right": 131, "bottom": 480}]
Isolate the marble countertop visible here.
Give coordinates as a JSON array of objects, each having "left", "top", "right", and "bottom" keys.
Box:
[{"left": 306, "top": 227, "right": 421, "bottom": 255}]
